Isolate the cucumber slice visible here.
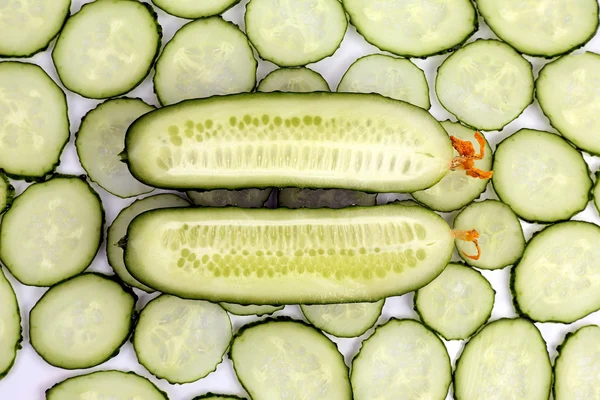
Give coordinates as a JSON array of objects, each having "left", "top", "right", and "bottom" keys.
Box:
[
  {"left": 192, "top": 395, "right": 247, "bottom": 400},
  {"left": 30, "top": 273, "right": 136, "bottom": 369},
  {"left": 133, "top": 295, "right": 232, "bottom": 384},
  {"left": 278, "top": 188, "right": 376, "bottom": 209},
  {"left": 154, "top": 17, "right": 257, "bottom": 106},
  {"left": 337, "top": 54, "right": 430, "bottom": 109},
  {"left": 454, "top": 318, "right": 552, "bottom": 400},
  {"left": 230, "top": 318, "right": 351, "bottom": 400},
  {"left": 536, "top": 52, "right": 600, "bottom": 155},
  {"left": 187, "top": 189, "right": 272, "bottom": 208},
  {"left": 107, "top": 194, "right": 189, "bottom": 293},
  {"left": 412, "top": 121, "right": 492, "bottom": 212},
  {"left": 351, "top": 319, "right": 451, "bottom": 400},
  {"left": 414, "top": 263, "right": 494, "bottom": 340},
  {"left": 76, "top": 98, "right": 154, "bottom": 198},
  {"left": 220, "top": 303, "right": 283, "bottom": 316},
  {"left": 342, "top": 0, "right": 477, "bottom": 58},
  {"left": 124, "top": 203, "right": 454, "bottom": 304},
  {"left": 492, "top": 128, "right": 591, "bottom": 223},
  {"left": 300, "top": 300, "right": 384, "bottom": 338},
  {"left": 454, "top": 200, "right": 525, "bottom": 270},
  {"left": 594, "top": 173, "right": 600, "bottom": 215},
  {"left": 46, "top": 370, "right": 168, "bottom": 400},
  {"left": 152, "top": 0, "right": 240, "bottom": 19},
  {"left": 124, "top": 93, "right": 454, "bottom": 193},
  {"left": 0, "top": 268, "right": 21, "bottom": 380},
  {"left": 52, "top": 0, "right": 161, "bottom": 99},
  {"left": 258, "top": 68, "right": 330, "bottom": 93},
  {"left": 0, "top": 172, "right": 14, "bottom": 214},
  {"left": 476, "top": 0, "right": 599, "bottom": 58},
  {"left": 0, "top": 62, "right": 69, "bottom": 180},
  {"left": 0, "top": 176, "right": 104, "bottom": 287},
  {"left": 436, "top": 39, "right": 534, "bottom": 131},
  {"left": 512, "top": 221, "right": 600, "bottom": 323}
]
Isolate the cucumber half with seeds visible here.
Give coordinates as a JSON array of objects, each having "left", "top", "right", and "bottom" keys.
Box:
[
  {"left": 258, "top": 67, "right": 330, "bottom": 93},
  {"left": 278, "top": 188, "right": 376, "bottom": 209},
  {"left": 0, "top": 172, "right": 14, "bottom": 214},
  {"left": 300, "top": 300, "right": 384, "bottom": 338},
  {"left": 152, "top": 0, "right": 241, "bottom": 19},
  {"left": 0, "top": 268, "right": 21, "bottom": 380},
  {"left": 220, "top": 303, "right": 283, "bottom": 316},
  {"left": 187, "top": 189, "right": 272, "bottom": 208}
]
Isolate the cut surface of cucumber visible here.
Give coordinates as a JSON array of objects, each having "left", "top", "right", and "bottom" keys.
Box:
[
  {"left": 342, "top": 0, "right": 477, "bottom": 58},
  {"left": 30, "top": 273, "right": 136, "bottom": 370},
  {"left": 0, "top": 176, "right": 104, "bottom": 287},
  {"left": 134, "top": 295, "right": 232, "bottom": 384},
  {"left": 52, "top": 0, "right": 161, "bottom": 99},
  {"left": 220, "top": 303, "right": 283, "bottom": 316},
  {"left": 278, "top": 188, "right": 376, "bottom": 209},
  {"left": 436, "top": 39, "right": 534, "bottom": 131},
  {"left": 154, "top": 17, "right": 256, "bottom": 106},
  {"left": 187, "top": 189, "right": 272, "bottom": 208},
  {"left": 0, "top": 62, "right": 69, "bottom": 180},
  {"left": 337, "top": 54, "right": 430, "bottom": 109},
  {"left": 454, "top": 318, "right": 552, "bottom": 400},
  {"left": 245, "top": 0, "right": 347, "bottom": 66},
  {"left": 76, "top": 98, "right": 154, "bottom": 198},
  {"left": 0, "top": 172, "right": 14, "bottom": 214},
  {"left": 125, "top": 93, "right": 454, "bottom": 193},
  {"left": 152, "top": 0, "right": 240, "bottom": 19},
  {"left": 414, "top": 263, "right": 494, "bottom": 340},
  {"left": 351, "top": 319, "right": 451, "bottom": 400},
  {"left": 230, "top": 318, "right": 351, "bottom": 400},
  {"left": 0, "top": 268, "right": 21, "bottom": 380},
  {"left": 258, "top": 68, "right": 330, "bottom": 93},
  {"left": 512, "top": 221, "right": 600, "bottom": 323},
  {"left": 476, "top": 0, "right": 599, "bottom": 58},
  {"left": 492, "top": 128, "right": 591, "bottom": 223},
  {"left": 107, "top": 194, "right": 189, "bottom": 293},
  {"left": 300, "top": 300, "right": 384, "bottom": 338},
  {"left": 454, "top": 200, "right": 525, "bottom": 270},
  {"left": 192, "top": 395, "right": 247, "bottom": 400}
]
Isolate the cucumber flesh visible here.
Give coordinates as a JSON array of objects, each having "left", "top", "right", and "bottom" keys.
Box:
[
  {"left": 220, "top": 303, "right": 283, "bottom": 316},
  {"left": 0, "top": 268, "right": 21, "bottom": 380},
  {"left": 187, "top": 189, "right": 272, "bottom": 208},
  {"left": 0, "top": 172, "right": 14, "bottom": 214},
  {"left": 258, "top": 67, "right": 330, "bottom": 93},
  {"left": 300, "top": 300, "right": 383, "bottom": 338},
  {"left": 278, "top": 188, "right": 376, "bottom": 209},
  {"left": 152, "top": 0, "right": 240, "bottom": 19}
]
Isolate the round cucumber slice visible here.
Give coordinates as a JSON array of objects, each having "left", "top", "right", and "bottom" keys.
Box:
[
  {"left": 220, "top": 303, "right": 283, "bottom": 316},
  {"left": 258, "top": 68, "right": 330, "bottom": 93},
  {"left": 187, "top": 189, "right": 272, "bottom": 208},
  {"left": 0, "top": 172, "right": 14, "bottom": 214},
  {"left": 0, "top": 268, "right": 21, "bottom": 380},
  {"left": 300, "top": 300, "right": 384, "bottom": 338},
  {"left": 152, "top": 0, "right": 241, "bottom": 19}
]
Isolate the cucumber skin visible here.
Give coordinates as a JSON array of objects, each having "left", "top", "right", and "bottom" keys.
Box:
[
  {"left": 0, "top": 172, "right": 15, "bottom": 214},
  {"left": 192, "top": 394, "right": 248, "bottom": 400},
  {"left": 152, "top": 0, "right": 242, "bottom": 19},
  {"left": 552, "top": 326, "right": 596, "bottom": 399},
  {"left": 593, "top": 171, "right": 600, "bottom": 214},
  {"left": 0, "top": 268, "right": 23, "bottom": 381}
]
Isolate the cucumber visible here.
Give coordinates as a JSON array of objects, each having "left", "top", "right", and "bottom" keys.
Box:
[
  {"left": 245, "top": 0, "right": 347, "bottom": 67},
  {"left": 154, "top": 17, "right": 257, "bottom": 106},
  {"left": 436, "top": 39, "right": 534, "bottom": 131},
  {"left": 152, "top": 0, "right": 240, "bottom": 19},
  {"left": 0, "top": 176, "right": 104, "bottom": 287},
  {"left": 220, "top": 303, "right": 283, "bottom": 316},
  {"left": 476, "top": 0, "right": 599, "bottom": 58},
  {"left": 492, "top": 128, "right": 591, "bottom": 223},
  {"left": 107, "top": 194, "right": 190, "bottom": 292},
  {"left": 192, "top": 395, "right": 247, "bottom": 400},
  {"left": 230, "top": 318, "right": 352, "bottom": 400},
  {"left": 351, "top": 319, "right": 451, "bottom": 400},
  {"left": 258, "top": 68, "right": 330, "bottom": 93},
  {"left": 0, "top": 268, "right": 21, "bottom": 380},
  {"left": 278, "top": 188, "right": 376, "bottom": 209},
  {"left": 76, "top": 98, "right": 154, "bottom": 198},
  {"left": 123, "top": 203, "right": 455, "bottom": 304},
  {"left": 454, "top": 318, "right": 552, "bottom": 400},
  {"left": 342, "top": 0, "right": 477, "bottom": 58},
  {"left": 133, "top": 294, "right": 232, "bottom": 384},
  {"left": 337, "top": 54, "right": 430, "bottom": 109},
  {"left": 512, "top": 221, "right": 600, "bottom": 324},
  {"left": 594, "top": 173, "right": 600, "bottom": 215},
  {"left": 414, "top": 263, "right": 494, "bottom": 340},
  {"left": 300, "top": 300, "right": 384, "bottom": 338},
  {"left": 0, "top": 62, "right": 69, "bottom": 180},
  {"left": 0, "top": 0, "right": 70, "bottom": 58},
  {"left": 52, "top": 0, "right": 161, "bottom": 99},
  {"left": 0, "top": 172, "right": 14, "bottom": 214},
  {"left": 454, "top": 200, "right": 525, "bottom": 270},
  {"left": 30, "top": 273, "right": 136, "bottom": 369},
  {"left": 187, "top": 189, "right": 272, "bottom": 208}
]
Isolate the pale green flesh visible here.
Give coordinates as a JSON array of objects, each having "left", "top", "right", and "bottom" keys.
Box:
[
  {"left": 454, "top": 319, "right": 552, "bottom": 400},
  {"left": 454, "top": 200, "right": 525, "bottom": 270},
  {"left": 351, "top": 319, "right": 451, "bottom": 400},
  {"left": 0, "top": 268, "right": 20, "bottom": 379},
  {"left": 125, "top": 93, "right": 453, "bottom": 192},
  {"left": 134, "top": 295, "right": 232, "bottom": 384},
  {"left": 152, "top": 0, "right": 240, "bottom": 19},
  {"left": 124, "top": 203, "right": 454, "bottom": 304},
  {"left": 220, "top": 303, "right": 283, "bottom": 316},
  {"left": 258, "top": 68, "right": 330, "bottom": 93},
  {"left": 107, "top": 194, "right": 189, "bottom": 292},
  {"left": 415, "top": 263, "right": 494, "bottom": 340},
  {"left": 278, "top": 188, "right": 376, "bottom": 209},
  {"left": 187, "top": 189, "right": 272, "bottom": 208},
  {"left": 300, "top": 300, "right": 383, "bottom": 338}
]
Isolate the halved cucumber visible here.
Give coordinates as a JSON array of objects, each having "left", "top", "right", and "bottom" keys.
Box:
[
  {"left": 258, "top": 67, "right": 330, "bottom": 93},
  {"left": 278, "top": 188, "right": 376, "bottom": 209},
  {"left": 220, "top": 303, "right": 283, "bottom": 316},
  {"left": 0, "top": 268, "right": 21, "bottom": 380},
  {"left": 152, "top": 0, "right": 240, "bottom": 19},
  {"left": 187, "top": 189, "right": 272, "bottom": 208},
  {"left": 192, "top": 395, "right": 247, "bottom": 400},
  {"left": 300, "top": 300, "right": 384, "bottom": 338},
  {"left": 0, "top": 172, "right": 14, "bottom": 214}
]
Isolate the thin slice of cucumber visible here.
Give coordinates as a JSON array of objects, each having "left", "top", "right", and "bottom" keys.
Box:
[
  {"left": 0, "top": 62, "right": 69, "bottom": 180},
  {"left": 230, "top": 318, "right": 351, "bottom": 400},
  {"left": 351, "top": 319, "right": 451, "bottom": 400},
  {"left": 436, "top": 39, "right": 534, "bottom": 131},
  {"left": 187, "top": 189, "right": 272, "bottom": 208},
  {"left": 192, "top": 395, "right": 247, "bottom": 400},
  {"left": 107, "top": 194, "right": 189, "bottom": 292},
  {"left": 30, "top": 273, "right": 136, "bottom": 370},
  {"left": 594, "top": 172, "right": 600, "bottom": 215},
  {"left": 124, "top": 93, "right": 454, "bottom": 193},
  {"left": 220, "top": 303, "right": 283, "bottom": 316},
  {"left": 245, "top": 0, "right": 347, "bottom": 67},
  {"left": 278, "top": 188, "right": 376, "bottom": 209},
  {"left": 258, "top": 67, "right": 330, "bottom": 93},
  {"left": 342, "top": 0, "right": 477, "bottom": 58},
  {"left": 0, "top": 172, "right": 14, "bottom": 214},
  {"left": 492, "top": 128, "right": 591, "bottom": 223},
  {"left": 133, "top": 294, "right": 232, "bottom": 384},
  {"left": 123, "top": 203, "right": 454, "bottom": 304},
  {"left": 0, "top": 268, "right": 21, "bottom": 380},
  {"left": 152, "top": 0, "right": 240, "bottom": 19},
  {"left": 454, "top": 200, "right": 525, "bottom": 270},
  {"left": 52, "top": 0, "right": 161, "bottom": 99},
  {"left": 414, "top": 263, "right": 494, "bottom": 340},
  {"left": 0, "top": 176, "right": 104, "bottom": 287},
  {"left": 454, "top": 318, "right": 552, "bottom": 400},
  {"left": 300, "top": 300, "right": 384, "bottom": 338},
  {"left": 337, "top": 54, "right": 430, "bottom": 109},
  {"left": 76, "top": 98, "right": 154, "bottom": 198},
  {"left": 512, "top": 221, "right": 600, "bottom": 323},
  {"left": 154, "top": 17, "right": 256, "bottom": 106}
]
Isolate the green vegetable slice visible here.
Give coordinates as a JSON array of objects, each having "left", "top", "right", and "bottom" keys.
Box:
[
  {"left": 258, "top": 67, "right": 330, "bottom": 93},
  {"left": 278, "top": 188, "right": 376, "bottom": 209},
  {"left": 0, "top": 267, "right": 21, "bottom": 380},
  {"left": 300, "top": 300, "right": 384, "bottom": 338},
  {"left": 219, "top": 303, "right": 283, "bottom": 316},
  {"left": 0, "top": 172, "right": 14, "bottom": 214},
  {"left": 187, "top": 189, "right": 272, "bottom": 208},
  {"left": 152, "top": 0, "right": 241, "bottom": 19}
]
